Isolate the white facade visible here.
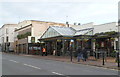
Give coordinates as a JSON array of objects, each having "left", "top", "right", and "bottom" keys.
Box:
[
  {"left": 0, "top": 24, "right": 17, "bottom": 52},
  {"left": 16, "top": 20, "right": 66, "bottom": 44},
  {"left": 94, "top": 22, "right": 118, "bottom": 34},
  {"left": 70, "top": 22, "right": 118, "bottom": 35},
  {"left": 17, "top": 20, "right": 32, "bottom": 29}
]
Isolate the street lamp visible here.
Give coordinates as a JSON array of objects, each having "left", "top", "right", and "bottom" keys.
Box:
[
  {"left": 118, "top": 20, "right": 120, "bottom": 67},
  {"left": 118, "top": 2, "right": 120, "bottom": 67},
  {"left": 70, "top": 39, "right": 74, "bottom": 62}
]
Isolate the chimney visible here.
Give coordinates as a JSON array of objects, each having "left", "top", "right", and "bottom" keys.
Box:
[
  {"left": 66, "top": 22, "right": 69, "bottom": 27},
  {"left": 78, "top": 23, "right": 81, "bottom": 25},
  {"left": 74, "top": 23, "right": 76, "bottom": 25}
]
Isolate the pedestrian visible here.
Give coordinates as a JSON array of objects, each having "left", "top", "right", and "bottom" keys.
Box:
[
  {"left": 42, "top": 47, "right": 46, "bottom": 56},
  {"left": 77, "top": 46, "right": 83, "bottom": 62},
  {"left": 82, "top": 47, "right": 88, "bottom": 61}
]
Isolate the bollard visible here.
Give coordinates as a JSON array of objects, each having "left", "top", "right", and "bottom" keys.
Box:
[{"left": 70, "top": 49, "right": 72, "bottom": 62}]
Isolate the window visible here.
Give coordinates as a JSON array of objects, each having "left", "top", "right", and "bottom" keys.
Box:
[
  {"left": 6, "top": 36, "right": 9, "bottom": 42},
  {"left": 6, "top": 28, "right": 8, "bottom": 34},
  {"left": 2, "top": 37, "right": 4, "bottom": 43}
]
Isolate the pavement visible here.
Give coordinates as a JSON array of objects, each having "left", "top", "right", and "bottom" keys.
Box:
[
  {"left": 17, "top": 53, "right": 120, "bottom": 70},
  {"left": 1, "top": 52, "right": 120, "bottom": 76}
]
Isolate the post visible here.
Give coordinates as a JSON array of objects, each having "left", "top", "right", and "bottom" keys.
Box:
[
  {"left": 56, "top": 40, "right": 57, "bottom": 56},
  {"left": 102, "top": 51, "right": 105, "bottom": 65},
  {"left": 70, "top": 43, "right": 72, "bottom": 62},
  {"left": 62, "top": 39, "right": 65, "bottom": 56},
  {"left": 117, "top": 52, "right": 119, "bottom": 67},
  {"left": 118, "top": 2, "right": 120, "bottom": 67},
  {"left": 70, "top": 40, "right": 74, "bottom": 62},
  {"left": 70, "top": 48, "right": 72, "bottom": 62},
  {"left": 118, "top": 19, "right": 120, "bottom": 67}
]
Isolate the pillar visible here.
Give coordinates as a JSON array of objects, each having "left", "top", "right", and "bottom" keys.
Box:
[
  {"left": 114, "top": 39, "right": 116, "bottom": 51},
  {"left": 62, "top": 39, "right": 65, "bottom": 56},
  {"left": 56, "top": 40, "right": 57, "bottom": 56}
]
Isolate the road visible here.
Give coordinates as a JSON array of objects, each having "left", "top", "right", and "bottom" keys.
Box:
[{"left": 1, "top": 53, "right": 119, "bottom": 77}]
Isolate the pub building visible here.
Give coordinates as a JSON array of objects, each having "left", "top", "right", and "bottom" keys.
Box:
[
  {"left": 38, "top": 25, "right": 119, "bottom": 58},
  {"left": 39, "top": 26, "right": 93, "bottom": 57},
  {"left": 92, "top": 31, "right": 119, "bottom": 58},
  {"left": 14, "top": 20, "right": 67, "bottom": 54}
]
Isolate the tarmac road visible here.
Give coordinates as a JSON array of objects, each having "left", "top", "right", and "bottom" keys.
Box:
[{"left": 1, "top": 53, "right": 119, "bottom": 77}]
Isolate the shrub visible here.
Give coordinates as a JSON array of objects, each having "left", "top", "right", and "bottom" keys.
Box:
[{"left": 17, "top": 32, "right": 31, "bottom": 39}]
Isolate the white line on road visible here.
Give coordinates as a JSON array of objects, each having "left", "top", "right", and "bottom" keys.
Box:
[
  {"left": 9, "top": 60, "right": 19, "bottom": 63},
  {"left": 52, "top": 72, "right": 64, "bottom": 75},
  {"left": 23, "top": 63, "right": 41, "bottom": 69},
  {"left": 2, "top": 58, "right": 6, "bottom": 59},
  {"left": 23, "top": 55, "right": 33, "bottom": 56}
]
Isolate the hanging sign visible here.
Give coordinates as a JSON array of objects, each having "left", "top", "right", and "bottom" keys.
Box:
[
  {"left": 57, "top": 39, "right": 61, "bottom": 42},
  {"left": 31, "top": 37, "right": 35, "bottom": 43}
]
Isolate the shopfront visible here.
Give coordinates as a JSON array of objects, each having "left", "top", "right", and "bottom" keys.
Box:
[
  {"left": 93, "top": 31, "right": 118, "bottom": 57},
  {"left": 28, "top": 43, "right": 41, "bottom": 55},
  {"left": 39, "top": 36, "right": 74, "bottom": 56}
]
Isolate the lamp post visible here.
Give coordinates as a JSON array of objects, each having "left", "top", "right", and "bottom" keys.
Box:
[
  {"left": 118, "top": 2, "right": 120, "bottom": 67},
  {"left": 118, "top": 20, "right": 120, "bottom": 67},
  {"left": 0, "top": 44, "right": 1, "bottom": 52},
  {"left": 70, "top": 40, "right": 74, "bottom": 62}
]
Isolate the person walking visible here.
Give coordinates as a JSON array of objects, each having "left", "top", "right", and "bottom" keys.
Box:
[
  {"left": 83, "top": 47, "right": 88, "bottom": 61},
  {"left": 77, "top": 46, "right": 83, "bottom": 62},
  {"left": 42, "top": 47, "right": 46, "bottom": 56}
]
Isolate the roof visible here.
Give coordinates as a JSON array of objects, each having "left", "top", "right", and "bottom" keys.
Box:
[
  {"left": 71, "top": 22, "right": 94, "bottom": 31},
  {"left": 18, "top": 20, "right": 66, "bottom": 25},
  {"left": 0, "top": 24, "right": 17, "bottom": 29},
  {"left": 75, "top": 28, "right": 93, "bottom": 35},
  {"left": 94, "top": 22, "right": 117, "bottom": 26},
  {"left": 51, "top": 26, "right": 75, "bottom": 36},
  {"left": 41, "top": 26, "right": 76, "bottom": 39},
  {"left": 41, "top": 26, "right": 93, "bottom": 39}
]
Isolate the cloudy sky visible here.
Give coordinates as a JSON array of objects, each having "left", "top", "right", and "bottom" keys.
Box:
[{"left": 0, "top": 0, "right": 119, "bottom": 26}]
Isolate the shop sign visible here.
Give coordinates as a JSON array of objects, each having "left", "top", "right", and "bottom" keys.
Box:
[
  {"left": 76, "top": 39, "right": 81, "bottom": 41},
  {"left": 64, "top": 37, "right": 71, "bottom": 39},
  {"left": 57, "top": 39, "right": 61, "bottom": 42},
  {"left": 31, "top": 37, "right": 35, "bottom": 43}
]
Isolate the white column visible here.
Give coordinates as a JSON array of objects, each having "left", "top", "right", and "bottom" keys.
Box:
[
  {"left": 93, "top": 42, "right": 95, "bottom": 52},
  {"left": 113, "top": 39, "right": 116, "bottom": 50},
  {"left": 114, "top": 41, "right": 116, "bottom": 50}
]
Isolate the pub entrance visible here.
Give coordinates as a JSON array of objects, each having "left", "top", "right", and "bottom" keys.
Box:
[{"left": 28, "top": 43, "right": 41, "bottom": 55}]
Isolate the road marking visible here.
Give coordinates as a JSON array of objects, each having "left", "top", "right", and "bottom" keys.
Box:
[
  {"left": 52, "top": 72, "right": 63, "bottom": 75},
  {"left": 9, "top": 60, "right": 19, "bottom": 63},
  {"left": 2, "top": 58, "right": 6, "bottom": 59},
  {"left": 23, "top": 55, "right": 33, "bottom": 56},
  {"left": 23, "top": 64, "right": 41, "bottom": 69}
]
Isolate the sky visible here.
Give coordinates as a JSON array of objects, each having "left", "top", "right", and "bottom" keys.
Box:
[{"left": 0, "top": 0, "right": 119, "bottom": 27}]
